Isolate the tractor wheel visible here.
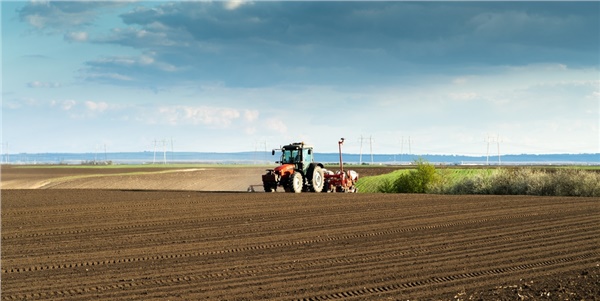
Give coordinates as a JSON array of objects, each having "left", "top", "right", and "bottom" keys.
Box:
[
  {"left": 309, "top": 166, "right": 324, "bottom": 193},
  {"left": 264, "top": 184, "right": 276, "bottom": 192},
  {"left": 290, "top": 172, "right": 303, "bottom": 193},
  {"left": 323, "top": 180, "right": 331, "bottom": 193}
]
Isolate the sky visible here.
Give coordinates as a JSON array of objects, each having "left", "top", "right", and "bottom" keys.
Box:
[{"left": 2, "top": 1, "right": 599, "bottom": 155}]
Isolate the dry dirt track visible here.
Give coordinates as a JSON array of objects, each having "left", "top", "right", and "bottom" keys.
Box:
[{"left": 2, "top": 166, "right": 600, "bottom": 300}]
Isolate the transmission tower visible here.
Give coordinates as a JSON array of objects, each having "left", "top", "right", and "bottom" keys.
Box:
[
  {"left": 358, "top": 135, "right": 373, "bottom": 164},
  {"left": 484, "top": 135, "right": 502, "bottom": 165}
]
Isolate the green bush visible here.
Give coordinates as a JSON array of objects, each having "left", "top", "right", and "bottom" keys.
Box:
[
  {"left": 377, "top": 178, "right": 396, "bottom": 193},
  {"left": 443, "top": 168, "right": 600, "bottom": 197},
  {"left": 390, "top": 159, "right": 439, "bottom": 193},
  {"left": 370, "top": 165, "right": 600, "bottom": 196}
]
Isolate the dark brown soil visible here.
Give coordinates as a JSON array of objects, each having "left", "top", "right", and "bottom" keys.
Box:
[{"left": 1, "top": 166, "right": 599, "bottom": 300}]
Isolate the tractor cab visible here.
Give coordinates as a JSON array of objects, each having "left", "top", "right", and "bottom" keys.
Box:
[{"left": 279, "top": 142, "right": 313, "bottom": 173}]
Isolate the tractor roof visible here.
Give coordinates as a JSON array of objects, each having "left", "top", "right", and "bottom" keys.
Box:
[{"left": 282, "top": 142, "right": 313, "bottom": 150}]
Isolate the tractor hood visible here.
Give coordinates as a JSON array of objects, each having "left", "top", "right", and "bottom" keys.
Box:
[{"left": 274, "top": 164, "right": 295, "bottom": 175}]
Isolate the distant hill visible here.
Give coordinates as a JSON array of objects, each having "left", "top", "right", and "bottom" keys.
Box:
[{"left": 3, "top": 152, "right": 599, "bottom": 165}]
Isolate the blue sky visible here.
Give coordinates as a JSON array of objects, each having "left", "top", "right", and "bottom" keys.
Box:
[{"left": 2, "top": 1, "right": 599, "bottom": 155}]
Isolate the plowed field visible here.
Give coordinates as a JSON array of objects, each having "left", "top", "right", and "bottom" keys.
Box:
[{"left": 2, "top": 166, "right": 599, "bottom": 300}]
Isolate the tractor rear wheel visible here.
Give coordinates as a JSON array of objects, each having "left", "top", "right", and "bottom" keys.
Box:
[
  {"left": 309, "top": 166, "right": 324, "bottom": 192},
  {"left": 290, "top": 172, "right": 303, "bottom": 193}
]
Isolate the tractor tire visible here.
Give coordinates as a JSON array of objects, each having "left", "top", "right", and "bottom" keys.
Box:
[
  {"left": 264, "top": 184, "right": 276, "bottom": 192},
  {"left": 289, "top": 171, "right": 303, "bottom": 193},
  {"left": 309, "top": 166, "right": 324, "bottom": 193}
]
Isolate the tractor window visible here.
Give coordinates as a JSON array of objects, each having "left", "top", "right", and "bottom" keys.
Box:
[
  {"left": 282, "top": 150, "right": 301, "bottom": 163},
  {"left": 303, "top": 148, "right": 311, "bottom": 163}
]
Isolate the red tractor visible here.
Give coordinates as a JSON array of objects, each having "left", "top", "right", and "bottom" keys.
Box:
[
  {"left": 262, "top": 142, "right": 325, "bottom": 193},
  {"left": 323, "top": 138, "right": 359, "bottom": 193}
]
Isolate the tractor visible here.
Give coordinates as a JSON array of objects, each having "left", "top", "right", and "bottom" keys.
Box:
[{"left": 262, "top": 142, "right": 325, "bottom": 193}]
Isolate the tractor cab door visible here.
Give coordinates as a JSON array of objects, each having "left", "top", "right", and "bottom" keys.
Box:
[{"left": 301, "top": 148, "right": 314, "bottom": 173}]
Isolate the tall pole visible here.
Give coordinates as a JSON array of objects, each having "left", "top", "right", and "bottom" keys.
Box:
[
  {"left": 163, "top": 139, "right": 167, "bottom": 164},
  {"left": 171, "top": 137, "right": 174, "bottom": 162},
  {"left": 497, "top": 134, "right": 501, "bottom": 165},
  {"left": 400, "top": 136, "right": 404, "bottom": 163},
  {"left": 485, "top": 135, "right": 490, "bottom": 165},
  {"left": 358, "top": 135, "right": 364, "bottom": 165},
  {"left": 153, "top": 139, "right": 157, "bottom": 164},
  {"left": 369, "top": 135, "right": 373, "bottom": 165},
  {"left": 264, "top": 140, "right": 267, "bottom": 164},
  {"left": 338, "top": 138, "right": 345, "bottom": 174}
]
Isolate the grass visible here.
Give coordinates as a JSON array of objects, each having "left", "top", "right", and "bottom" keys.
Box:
[{"left": 358, "top": 166, "right": 600, "bottom": 196}]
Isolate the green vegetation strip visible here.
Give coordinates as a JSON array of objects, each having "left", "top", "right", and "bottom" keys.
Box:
[{"left": 357, "top": 164, "right": 600, "bottom": 197}]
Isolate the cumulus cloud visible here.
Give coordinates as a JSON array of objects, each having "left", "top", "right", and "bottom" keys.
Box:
[
  {"left": 244, "top": 109, "right": 259, "bottom": 122},
  {"left": 60, "top": 100, "right": 77, "bottom": 111},
  {"left": 18, "top": 1, "right": 127, "bottom": 32},
  {"left": 27, "top": 81, "right": 60, "bottom": 88},
  {"left": 265, "top": 118, "right": 287, "bottom": 134},
  {"left": 449, "top": 92, "right": 479, "bottom": 101},
  {"left": 85, "top": 101, "right": 109, "bottom": 112},
  {"left": 64, "top": 31, "right": 88, "bottom": 42},
  {"left": 157, "top": 105, "right": 244, "bottom": 127},
  {"left": 224, "top": 0, "right": 250, "bottom": 11}
]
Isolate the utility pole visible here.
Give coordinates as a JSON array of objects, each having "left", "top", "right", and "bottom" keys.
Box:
[
  {"left": 497, "top": 134, "right": 501, "bottom": 165},
  {"left": 369, "top": 135, "right": 374, "bottom": 165},
  {"left": 264, "top": 140, "right": 268, "bottom": 164},
  {"left": 162, "top": 139, "right": 167, "bottom": 164},
  {"left": 153, "top": 139, "right": 157, "bottom": 164},
  {"left": 358, "top": 135, "right": 364, "bottom": 165},
  {"left": 400, "top": 136, "right": 404, "bottom": 163},
  {"left": 485, "top": 135, "right": 491, "bottom": 165},
  {"left": 170, "top": 137, "right": 174, "bottom": 162},
  {"left": 2, "top": 142, "right": 8, "bottom": 164}
]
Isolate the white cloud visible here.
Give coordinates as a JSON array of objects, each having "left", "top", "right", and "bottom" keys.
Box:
[
  {"left": 452, "top": 77, "right": 469, "bottom": 85},
  {"left": 224, "top": 0, "right": 250, "bottom": 11},
  {"left": 265, "top": 118, "right": 287, "bottom": 134},
  {"left": 157, "top": 105, "right": 243, "bottom": 127},
  {"left": 84, "top": 72, "right": 133, "bottom": 82},
  {"left": 85, "top": 101, "right": 108, "bottom": 112},
  {"left": 244, "top": 109, "right": 259, "bottom": 122},
  {"left": 449, "top": 92, "right": 478, "bottom": 101},
  {"left": 27, "top": 81, "right": 60, "bottom": 88},
  {"left": 64, "top": 31, "right": 88, "bottom": 42},
  {"left": 60, "top": 100, "right": 77, "bottom": 110}
]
